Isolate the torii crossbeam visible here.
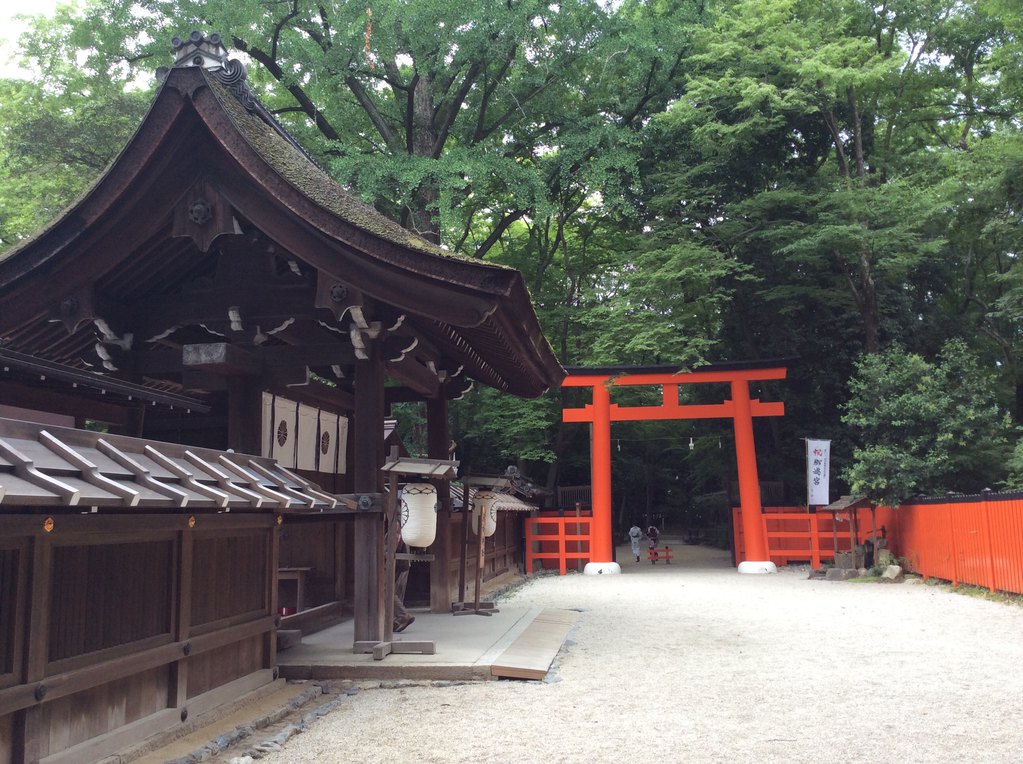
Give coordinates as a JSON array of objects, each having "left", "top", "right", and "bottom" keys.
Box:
[{"left": 562, "top": 361, "right": 788, "bottom": 573}]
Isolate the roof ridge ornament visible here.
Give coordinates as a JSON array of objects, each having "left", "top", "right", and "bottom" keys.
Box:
[{"left": 156, "top": 31, "right": 257, "bottom": 112}]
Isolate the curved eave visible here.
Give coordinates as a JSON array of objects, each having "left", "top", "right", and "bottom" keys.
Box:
[
  {"left": 189, "top": 69, "right": 564, "bottom": 394},
  {"left": 0, "top": 90, "right": 191, "bottom": 311},
  {"left": 0, "top": 66, "right": 564, "bottom": 397}
]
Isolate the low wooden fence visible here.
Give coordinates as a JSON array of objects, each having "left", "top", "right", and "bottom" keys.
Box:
[
  {"left": 734, "top": 496, "right": 1023, "bottom": 596},
  {"left": 524, "top": 516, "right": 592, "bottom": 575},
  {"left": 733, "top": 506, "right": 898, "bottom": 569}
]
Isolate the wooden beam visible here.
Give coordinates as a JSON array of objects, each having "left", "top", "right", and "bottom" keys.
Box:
[
  {"left": 184, "top": 342, "right": 261, "bottom": 375},
  {"left": 132, "top": 283, "right": 318, "bottom": 342},
  {"left": 264, "top": 381, "right": 354, "bottom": 414},
  {"left": 183, "top": 342, "right": 356, "bottom": 376},
  {"left": 385, "top": 357, "right": 440, "bottom": 397},
  {"left": 0, "top": 381, "right": 138, "bottom": 426},
  {"left": 563, "top": 399, "right": 784, "bottom": 423}
]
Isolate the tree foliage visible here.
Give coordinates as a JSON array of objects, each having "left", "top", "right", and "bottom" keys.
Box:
[
  {"left": 842, "top": 341, "right": 1015, "bottom": 506},
  {"left": 1, "top": 0, "right": 1022, "bottom": 513}
]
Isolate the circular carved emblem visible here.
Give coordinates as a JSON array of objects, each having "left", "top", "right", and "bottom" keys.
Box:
[
  {"left": 329, "top": 284, "right": 348, "bottom": 302},
  {"left": 43, "top": 517, "right": 55, "bottom": 533},
  {"left": 188, "top": 516, "right": 196, "bottom": 529},
  {"left": 188, "top": 198, "right": 213, "bottom": 225},
  {"left": 277, "top": 420, "right": 289, "bottom": 447},
  {"left": 320, "top": 432, "right": 331, "bottom": 454}
]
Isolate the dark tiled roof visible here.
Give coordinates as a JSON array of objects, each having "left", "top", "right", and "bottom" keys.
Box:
[{"left": 0, "top": 416, "right": 337, "bottom": 511}]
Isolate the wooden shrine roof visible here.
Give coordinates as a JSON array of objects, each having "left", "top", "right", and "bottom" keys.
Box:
[
  {"left": 0, "top": 416, "right": 337, "bottom": 511},
  {"left": 0, "top": 39, "right": 564, "bottom": 407}
]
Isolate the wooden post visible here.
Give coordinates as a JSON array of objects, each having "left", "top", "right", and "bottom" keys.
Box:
[
  {"left": 427, "top": 397, "right": 452, "bottom": 612},
  {"left": 575, "top": 501, "right": 583, "bottom": 571},
  {"left": 590, "top": 380, "right": 613, "bottom": 562},
  {"left": 170, "top": 523, "right": 194, "bottom": 712},
  {"left": 353, "top": 349, "right": 385, "bottom": 644},
  {"left": 473, "top": 504, "right": 487, "bottom": 612},
  {"left": 21, "top": 531, "right": 54, "bottom": 762},
  {"left": 731, "top": 379, "right": 768, "bottom": 562},
  {"left": 226, "top": 376, "right": 262, "bottom": 455},
  {"left": 382, "top": 465, "right": 399, "bottom": 639},
  {"left": 457, "top": 483, "right": 469, "bottom": 605}
]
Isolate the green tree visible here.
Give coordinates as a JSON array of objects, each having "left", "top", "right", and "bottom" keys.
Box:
[{"left": 842, "top": 340, "right": 1015, "bottom": 506}]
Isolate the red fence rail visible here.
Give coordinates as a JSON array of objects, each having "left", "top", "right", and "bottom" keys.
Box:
[
  {"left": 734, "top": 497, "right": 1023, "bottom": 595},
  {"left": 733, "top": 506, "right": 898, "bottom": 569},
  {"left": 524, "top": 516, "right": 592, "bottom": 575}
]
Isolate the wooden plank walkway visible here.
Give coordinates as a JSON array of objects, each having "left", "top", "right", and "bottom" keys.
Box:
[{"left": 490, "top": 608, "right": 578, "bottom": 680}]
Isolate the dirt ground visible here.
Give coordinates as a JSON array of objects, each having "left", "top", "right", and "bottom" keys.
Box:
[{"left": 241, "top": 539, "right": 1023, "bottom": 763}]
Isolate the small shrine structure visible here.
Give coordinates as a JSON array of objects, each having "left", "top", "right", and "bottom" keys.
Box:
[{"left": 0, "top": 33, "right": 563, "bottom": 762}]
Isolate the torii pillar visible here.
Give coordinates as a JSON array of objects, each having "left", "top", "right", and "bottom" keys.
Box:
[{"left": 563, "top": 363, "right": 787, "bottom": 575}]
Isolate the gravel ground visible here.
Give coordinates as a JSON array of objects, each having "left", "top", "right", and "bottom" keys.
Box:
[{"left": 260, "top": 539, "right": 1023, "bottom": 764}]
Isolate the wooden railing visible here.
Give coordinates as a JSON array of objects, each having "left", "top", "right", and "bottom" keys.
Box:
[
  {"left": 734, "top": 497, "right": 1023, "bottom": 596},
  {"left": 732, "top": 506, "right": 897, "bottom": 569},
  {"left": 524, "top": 517, "right": 591, "bottom": 575}
]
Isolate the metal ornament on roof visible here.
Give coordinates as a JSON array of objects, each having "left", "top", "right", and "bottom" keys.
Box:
[
  {"left": 400, "top": 483, "right": 437, "bottom": 547},
  {"left": 155, "top": 31, "right": 257, "bottom": 112}
]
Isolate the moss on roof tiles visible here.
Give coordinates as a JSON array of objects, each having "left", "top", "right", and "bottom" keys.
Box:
[{"left": 204, "top": 73, "right": 510, "bottom": 269}]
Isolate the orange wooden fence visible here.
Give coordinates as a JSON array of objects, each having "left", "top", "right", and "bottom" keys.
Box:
[
  {"left": 894, "top": 495, "right": 1023, "bottom": 593},
  {"left": 524, "top": 516, "right": 592, "bottom": 575},
  {"left": 733, "top": 506, "right": 898, "bottom": 569},
  {"left": 734, "top": 496, "right": 1023, "bottom": 595}
]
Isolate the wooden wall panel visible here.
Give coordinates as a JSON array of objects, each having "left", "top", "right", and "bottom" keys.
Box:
[
  {"left": 48, "top": 541, "right": 173, "bottom": 662},
  {"left": 0, "top": 546, "right": 20, "bottom": 682},
  {"left": 279, "top": 520, "right": 335, "bottom": 573},
  {"left": 34, "top": 665, "right": 169, "bottom": 757},
  {"left": 0, "top": 712, "right": 12, "bottom": 763},
  {"left": 279, "top": 519, "right": 340, "bottom": 610},
  {"left": 185, "top": 635, "right": 263, "bottom": 700},
  {"left": 190, "top": 533, "right": 269, "bottom": 626}
]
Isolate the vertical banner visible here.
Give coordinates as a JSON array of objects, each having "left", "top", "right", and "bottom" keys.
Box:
[
  {"left": 806, "top": 439, "right": 831, "bottom": 506},
  {"left": 261, "top": 393, "right": 297, "bottom": 468},
  {"left": 296, "top": 403, "right": 320, "bottom": 471}
]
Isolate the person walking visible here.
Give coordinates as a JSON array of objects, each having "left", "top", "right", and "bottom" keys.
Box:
[
  {"left": 628, "top": 523, "right": 643, "bottom": 562},
  {"left": 647, "top": 524, "right": 660, "bottom": 551}
]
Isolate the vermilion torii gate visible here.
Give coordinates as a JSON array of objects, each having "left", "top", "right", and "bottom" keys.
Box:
[{"left": 562, "top": 361, "right": 788, "bottom": 573}]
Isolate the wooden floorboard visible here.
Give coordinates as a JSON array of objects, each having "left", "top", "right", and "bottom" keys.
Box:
[{"left": 490, "top": 608, "right": 577, "bottom": 680}]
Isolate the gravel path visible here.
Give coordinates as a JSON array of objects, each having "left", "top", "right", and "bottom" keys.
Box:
[{"left": 262, "top": 539, "right": 1023, "bottom": 763}]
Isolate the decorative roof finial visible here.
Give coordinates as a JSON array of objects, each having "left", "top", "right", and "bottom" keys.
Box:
[{"left": 156, "top": 31, "right": 257, "bottom": 111}]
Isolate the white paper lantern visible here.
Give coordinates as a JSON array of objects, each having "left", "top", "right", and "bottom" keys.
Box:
[
  {"left": 471, "top": 491, "right": 498, "bottom": 537},
  {"left": 400, "top": 483, "right": 437, "bottom": 547}
]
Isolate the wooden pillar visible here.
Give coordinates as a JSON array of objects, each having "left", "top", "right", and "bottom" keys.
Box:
[
  {"left": 353, "top": 350, "right": 385, "bottom": 644},
  {"left": 590, "top": 379, "right": 613, "bottom": 563},
  {"left": 226, "top": 376, "right": 262, "bottom": 455},
  {"left": 427, "top": 396, "right": 452, "bottom": 612},
  {"left": 731, "top": 379, "right": 769, "bottom": 562},
  {"left": 169, "top": 524, "right": 193, "bottom": 713},
  {"left": 20, "top": 531, "right": 54, "bottom": 763}
]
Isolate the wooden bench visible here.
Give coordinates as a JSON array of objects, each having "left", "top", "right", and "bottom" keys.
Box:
[{"left": 647, "top": 546, "right": 673, "bottom": 564}]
